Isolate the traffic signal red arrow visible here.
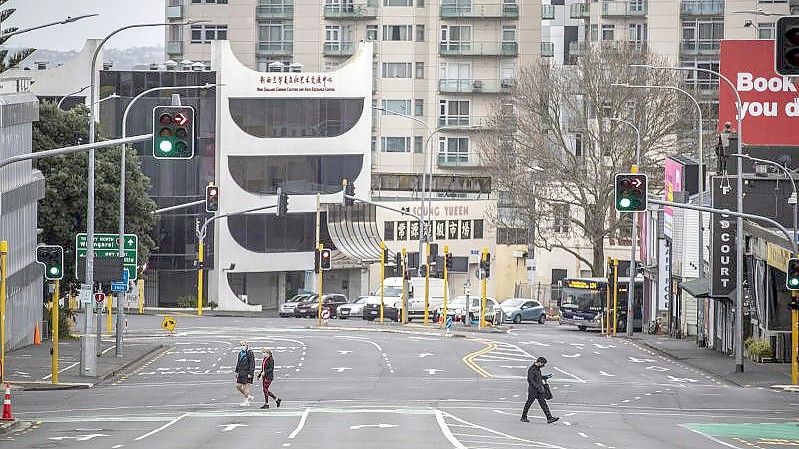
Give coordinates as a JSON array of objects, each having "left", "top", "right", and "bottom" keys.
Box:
[{"left": 174, "top": 112, "right": 189, "bottom": 126}]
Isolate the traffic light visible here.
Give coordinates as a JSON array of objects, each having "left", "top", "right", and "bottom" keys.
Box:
[
  {"left": 343, "top": 179, "right": 355, "bottom": 207},
  {"left": 787, "top": 257, "right": 799, "bottom": 290},
  {"left": 776, "top": 16, "right": 799, "bottom": 76},
  {"left": 383, "top": 247, "right": 390, "bottom": 264},
  {"left": 205, "top": 183, "right": 219, "bottom": 213},
  {"left": 276, "top": 187, "right": 289, "bottom": 217},
  {"left": 614, "top": 173, "right": 648, "bottom": 212},
  {"left": 314, "top": 248, "right": 321, "bottom": 274},
  {"left": 320, "top": 248, "right": 332, "bottom": 271},
  {"left": 480, "top": 253, "right": 491, "bottom": 278},
  {"left": 36, "top": 245, "right": 64, "bottom": 281},
  {"left": 152, "top": 105, "right": 195, "bottom": 159},
  {"left": 445, "top": 253, "right": 453, "bottom": 270}
]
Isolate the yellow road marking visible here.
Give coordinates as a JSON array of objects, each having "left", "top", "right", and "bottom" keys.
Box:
[{"left": 462, "top": 341, "right": 496, "bottom": 378}]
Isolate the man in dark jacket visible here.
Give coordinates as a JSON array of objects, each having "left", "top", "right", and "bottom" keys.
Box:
[
  {"left": 235, "top": 340, "right": 256, "bottom": 406},
  {"left": 521, "top": 356, "right": 558, "bottom": 423}
]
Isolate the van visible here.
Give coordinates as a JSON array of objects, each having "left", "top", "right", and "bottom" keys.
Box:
[{"left": 406, "top": 277, "right": 450, "bottom": 321}]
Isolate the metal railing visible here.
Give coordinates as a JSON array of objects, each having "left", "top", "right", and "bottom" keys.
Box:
[
  {"left": 256, "top": 41, "right": 293, "bottom": 56},
  {"left": 437, "top": 153, "right": 481, "bottom": 167},
  {"left": 323, "top": 41, "right": 356, "bottom": 56},
  {"left": 439, "top": 3, "right": 519, "bottom": 18},
  {"left": 680, "top": 0, "right": 724, "bottom": 15},
  {"left": 438, "top": 78, "right": 515, "bottom": 93},
  {"left": 323, "top": 4, "right": 378, "bottom": 18},
  {"left": 680, "top": 40, "right": 721, "bottom": 55},
  {"left": 256, "top": 3, "right": 294, "bottom": 19},
  {"left": 439, "top": 41, "right": 518, "bottom": 56},
  {"left": 601, "top": 1, "right": 647, "bottom": 16}
]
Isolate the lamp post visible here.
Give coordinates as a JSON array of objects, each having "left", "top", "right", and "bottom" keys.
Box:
[
  {"left": 82, "top": 21, "right": 200, "bottom": 377},
  {"left": 611, "top": 83, "right": 706, "bottom": 279},
  {"left": 632, "top": 63, "right": 746, "bottom": 373},
  {"left": 0, "top": 14, "right": 98, "bottom": 39},
  {"left": 113, "top": 83, "right": 218, "bottom": 357},
  {"left": 609, "top": 117, "right": 641, "bottom": 337}
]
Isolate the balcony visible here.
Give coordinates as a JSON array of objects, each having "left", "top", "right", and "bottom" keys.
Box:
[
  {"left": 439, "top": 41, "right": 518, "bottom": 57},
  {"left": 323, "top": 41, "right": 356, "bottom": 56},
  {"left": 601, "top": 1, "right": 647, "bottom": 17},
  {"left": 166, "top": 5, "right": 183, "bottom": 19},
  {"left": 166, "top": 41, "right": 183, "bottom": 55},
  {"left": 568, "top": 41, "right": 588, "bottom": 56},
  {"left": 438, "top": 154, "right": 481, "bottom": 168},
  {"left": 680, "top": 40, "right": 720, "bottom": 55},
  {"left": 256, "top": 3, "right": 294, "bottom": 19},
  {"left": 439, "top": 3, "right": 519, "bottom": 19},
  {"left": 541, "top": 41, "right": 554, "bottom": 57},
  {"left": 438, "top": 78, "right": 515, "bottom": 94},
  {"left": 256, "top": 41, "right": 293, "bottom": 56},
  {"left": 323, "top": 4, "right": 378, "bottom": 19},
  {"left": 680, "top": 0, "right": 724, "bottom": 16},
  {"left": 570, "top": 2, "right": 590, "bottom": 18},
  {"left": 542, "top": 4, "right": 555, "bottom": 19}
]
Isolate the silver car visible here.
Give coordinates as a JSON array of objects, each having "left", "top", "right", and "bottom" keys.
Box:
[
  {"left": 337, "top": 296, "right": 369, "bottom": 319},
  {"left": 280, "top": 293, "right": 312, "bottom": 317},
  {"left": 500, "top": 298, "right": 547, "bottom": 324}
]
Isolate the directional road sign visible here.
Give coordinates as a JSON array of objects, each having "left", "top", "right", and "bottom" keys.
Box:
[{"left": 76, "top": 233, "right": 138, "bottom": 280}]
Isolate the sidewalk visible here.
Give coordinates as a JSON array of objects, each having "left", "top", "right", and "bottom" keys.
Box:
[
  {"left": 3, "top": 334, "right": 164, "bottom": 391},
  {"left": 630, "top": 333, "right": 793, "bottom": 389}
]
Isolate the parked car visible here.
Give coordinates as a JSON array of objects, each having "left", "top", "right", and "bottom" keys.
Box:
[
  {"left": 363, "top": 297, "right": 403, "bottom": 322},
  {"left": 337, "top": 296, "right": 370, "bottom": 319},
  {"left": 434, "top": 296, "right": 499, "bottom": 325},
  {"left": 280, "top": 293, "right": 313, "bottom": 317},
  {"left": 500, "top": 298, "right": 547, "bottom": 324},
  {"left": 294, "top": 294, "right": 347, "bottom": 318}
]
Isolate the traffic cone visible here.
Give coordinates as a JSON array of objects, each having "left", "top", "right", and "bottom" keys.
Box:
[
  {"left": 33, "top": 322, "right": 41, "bottom": 346},
  {"left": 2, "top": 383, "right": 13, "bottom": 421}
]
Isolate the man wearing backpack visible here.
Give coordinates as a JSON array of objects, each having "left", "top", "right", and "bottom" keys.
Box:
[
  {"left": 235, "top": 340, "right": 256, "bottom": 406},
  {"left": 521, "top": 357, "right": 559, "bottom": 424}
]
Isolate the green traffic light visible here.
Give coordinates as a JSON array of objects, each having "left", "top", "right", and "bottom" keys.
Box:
[
  {"left": 159, "top": 140, "right": 173, "bottom": 153},
  {"left": 790, "top": 278, "right": 799, "bottom": 287},
  {"left": 619, "top": 198, "right": 631, "bottom": 209},
  {"left": 49, "top": 266, "right": 60, "bottom": 276}
]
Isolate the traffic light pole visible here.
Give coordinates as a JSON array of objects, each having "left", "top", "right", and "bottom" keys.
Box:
[
  {"left": 380, "top": 241, "right": 385, "bottom": 324},
  {"left": 481, "top": 248, "right": 488, "bottom": 329},
  {"left": 443, "top": 245, "right": 449, "bottom": 328},
  {"left": 51, "top": 280, "right": 60, "bottom": 384},
  {"left": 424, "top": 243, "right": 430, "bottom": 325},
  {"left": 318, "top": 243, "right": 324, "bottom": 326}
]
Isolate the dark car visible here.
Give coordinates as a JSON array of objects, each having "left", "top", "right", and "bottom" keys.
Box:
[
  {"left": 363, "top": 298, "right": 402, "bottom": 322},
  {"left": 294, "top": 294, "right": 348, "bottom": 318}
]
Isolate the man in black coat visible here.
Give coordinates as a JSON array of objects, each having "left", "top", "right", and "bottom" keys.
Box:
[{"left": 521, "top": 356, "right": 558, "bottom": 423}]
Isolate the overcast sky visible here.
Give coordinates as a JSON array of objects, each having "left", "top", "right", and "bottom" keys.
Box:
[{"left": 6, "top": 0, "right": 165, "bottom": 51}]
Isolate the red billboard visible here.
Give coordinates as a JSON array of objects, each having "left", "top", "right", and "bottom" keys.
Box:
[{"left": 719, "top": 39, "right": 799, "bottom": 146}]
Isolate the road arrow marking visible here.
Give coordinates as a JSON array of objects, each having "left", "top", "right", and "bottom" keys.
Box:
[
  {"left": 593, "top": 344, "right": 616, "bottom": 349},
  {"left": 418, "top": 353, "right": 434, "bottom": 358},
  {"left": 667, "top": 375, "right": 698, "bottom": 383},
  {"left": 561, "top": 353, "right": 581, "bottom": 358},
  {"left": 218, "top": 424, "right": 248, "bottom": 432},
  {"left": 646, "top": 366, "right": 670, "bottom": 372},
  {"left": 176, "top": 358, "right": 201, "bottom": 363},
  {"left": 50, "top": 434, "right": 109, "bottom": 441},
  {"left": 332, "top": 367, "right": 352, "bottom": 373},
  {"left": 425, "top": 369, "right": 444, "bottom": 375},
  {"left": 628, "top": 356, "right": 655, "bottom": 363},
  {"left": 349, "top": 423, "right": 397, "bottom": 430},
  {"left": 337, "top": 350, "right": 353, "bottom": 355},
  {"left": 599, "top": 371, "right": 616, "bottom": 377}
]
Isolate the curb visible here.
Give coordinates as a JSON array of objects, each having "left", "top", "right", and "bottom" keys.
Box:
[
  {"left": 9, "top": 381, "right": 93, "bottom": 392},
  {"left": 770, "top": 385, "right": 799, "bottom": 393},
  {"left": 96, "top": 344, "right": 168, "bottom": 384},
  {"left": 0, "top": 420, "right": 22, "bottom": 435}
]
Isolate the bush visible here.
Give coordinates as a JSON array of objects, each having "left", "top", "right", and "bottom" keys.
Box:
[
  {"left": 745, "top": 337, "right": 773, "bottom": 360},
  {"left": 176, "top": 296, "right": 196, "bottom": 308}
]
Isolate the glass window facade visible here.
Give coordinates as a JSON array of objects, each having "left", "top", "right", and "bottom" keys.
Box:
[
  {"left": 229, "top": 213, "right": 316, "bottom": 253},
  {"left": 228, "top": 155, "right": 363, "bottom": 195},
  {"left": 229, "top": 98, "right": 364, "bottom": 138}
]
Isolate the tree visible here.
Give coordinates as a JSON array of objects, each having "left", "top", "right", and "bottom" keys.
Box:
[
  {"left": 0, "top": 1, "right": 35, "bottom": 72},
  {"left": 33, "top": 102, "right": 157, "bottom": 288},
  {"left": 478, "top": 44, "right": 693, "bottom": 276}
]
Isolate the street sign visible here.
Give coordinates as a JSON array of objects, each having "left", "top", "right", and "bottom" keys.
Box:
[
  {"left": 94, "top": 292, "right": 105, "bottom": 304},
  {"left": 75, "top": 233, "right": 138, "bottom": 280},
  {"left": 111, "top": 282, "right": 128, "bottom": 292},
  {"left": 162, "top": 315, "right": 176, "bottom": 333},
  {"left": 79, "top": 284, "right": 93, "bottom": 305}
]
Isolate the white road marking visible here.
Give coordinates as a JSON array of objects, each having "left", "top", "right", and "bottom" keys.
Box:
[
  {"left": 645, "top": 366, "right": 670, "bottom": 372},
  {"left": 112, "top": 445, "right": 124, "bottom": 448},
  {"left": 628, "top": 357, "right": 655, "bottom": 363},
  {"left": 419, "top": 353, "right": 434, "bottom": 358},
  {"left": 561, "top": 353, "right": 581, "bottom": 358},
  {"left": 563, "top": 421, "right": 572, "bottom": 426},
  {"left": 592, "top": 344, "right": 615, "bottom": 349},
  {"left": 491, "top": 410, "right": 518, "bottom": 417},
  {"left": 218, "top": 424, "right": 248, "bottom": 432},
  {"left": 519, "top": 341, "right": 550, "bottom": 346},
  {"left": 349, "top": 423, "right": 397, "bottom": 430},
  {"left": 332, "top": 367, "right": 352, "bottom": 373},
  {"left": 337, "top": 350, "right": 352, "bottom": 355},
  {"left": 667, "top": 375, "right": 698, "bottom": 383},
  {"left": 288, "top": 408, "right": 310, "bottom": 439},
  {"left": 685, "top": 428, "right": 744, "bottom": 449},
  {"left": 563, "top": 413, "right": 577, "bottom": 417},
  {"left": 425, "top": 369, "right": 444, "bottom": 375},
  {"left": 578, "top": 432, "right": 589, "bottom": 438},
  {"left": 49, "top": 434, "right": 108, "bottom": 441},
  {"left": 599, "top": 371, "right": 615, "bottom": 377},
  {"left": 553, "top": 366, "right": 586, "bottom": 383},
  {"left": 134, "top": 413, "right": 188, "bottom": 441},
  {"left": 408, "top": 336, "right": 437, "bottom": 341},
  {"left": 594, "top": 443, "right": 615, "bottom": 448},
  {"left": 176, "top": 358, "right": 201, "bottom": 363},
  {"left": 435, "top": 410, "right": 468, "bottom": 449},
  {"left": 41, "top": 362, "right": 81, "bottom": 380},
  {"left": 499, "top": 365, "right": 527, "bottom": 369}
]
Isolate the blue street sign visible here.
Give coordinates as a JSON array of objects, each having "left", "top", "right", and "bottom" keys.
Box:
[{"left": 111, "top": 282, "right": 128, "bottom": 292}]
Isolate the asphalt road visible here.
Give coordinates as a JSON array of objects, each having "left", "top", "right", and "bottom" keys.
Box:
[{"left": 3, "top": 315, "right": 797, "bottom": 449}]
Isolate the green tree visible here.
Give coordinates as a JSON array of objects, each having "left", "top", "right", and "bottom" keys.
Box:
[
  {"left": 33, "top": 102, "right": 157, "bottom": 288},
  {"left": 0, "top": 1, "right": 35, "bottom": 72}
]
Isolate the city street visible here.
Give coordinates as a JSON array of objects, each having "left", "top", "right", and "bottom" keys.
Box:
[{"left": 3, "top": 316, "right": 796, "bottom": 449}]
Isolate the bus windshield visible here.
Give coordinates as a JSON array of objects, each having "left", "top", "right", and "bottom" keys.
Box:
[{"left": 559, "top": 279, "right": 605, "bottom": 314}]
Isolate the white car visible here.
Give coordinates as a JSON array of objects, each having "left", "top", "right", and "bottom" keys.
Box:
[
  {"left": 280, "top": 293, "right": 313, "bottom": 317},
  {"left": 337, "top": 296, "right": 370, "bottom": 319},
  {"left": 435, "top": 296, "right": 499, "bottom": 324}
]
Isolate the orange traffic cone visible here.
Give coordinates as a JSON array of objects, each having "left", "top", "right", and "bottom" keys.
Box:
[
  {"left": 2, "top": 383, "right": 13, "bottom": 421},
  {"left": 33, "top": 322, "right": 41, "bottom": 346}
]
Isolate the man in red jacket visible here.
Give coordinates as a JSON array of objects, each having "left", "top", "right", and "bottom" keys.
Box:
[{"left": 257, "top": 348, "right": 282, "bottom": 409}]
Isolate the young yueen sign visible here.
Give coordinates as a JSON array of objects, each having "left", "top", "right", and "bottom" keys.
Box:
[{"left": 718, "top": 39, "right": 799, "bottom": 146}]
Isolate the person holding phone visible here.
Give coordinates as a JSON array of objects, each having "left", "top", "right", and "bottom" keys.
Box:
[{"left": 521, "top": 356, "right": 559, "bottom": 424}]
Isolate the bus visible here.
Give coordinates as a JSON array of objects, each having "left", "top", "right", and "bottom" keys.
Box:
[{"left": 558, "top": 277, "right": 643, "bottom": 331}]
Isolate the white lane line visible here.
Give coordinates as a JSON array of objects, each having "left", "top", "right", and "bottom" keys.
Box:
[
  {"left": 435, "top": 410, "right": 468, "bottom": 449},
  {"left": 578, "top": 432, "right": 589, "bottom": 438},
  {"left": 288, "top": 407, "right": 310, "bottom": 439},
  {"left": 553, "top": 366, "right": 586, "bottom": 383},
  {"left": 685, "top": 429, "right": 744, "bottom": 449},
  {"left": 491, "top": 409, "right": 521, "bottom": 417},
  {"left": 41, "top": 361, "right": 81, "bottom": 380},
  {"left": 113, "top": 445, "right": 124, "bottom": 449},
  {"left": 133, "top": 413, "right": 188, "bottom": 441}
]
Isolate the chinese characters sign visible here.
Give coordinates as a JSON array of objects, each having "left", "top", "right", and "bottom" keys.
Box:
[
  {"left": 384, "top": 219, "right": 484, "bottom": 241},
  {"left": 257, "top": 74, "right": 335, "bottom": 93}
]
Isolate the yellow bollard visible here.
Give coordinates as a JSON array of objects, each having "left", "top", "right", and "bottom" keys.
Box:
[
  {"left": 612, "top": 259, "right": 620, "bottom": 336},
  {"left": 107, "top": 294, "right": 113, "bottom": 334},
  {"left": 481, "top": 248, "right": 488, "bottom": 329},
  {"left": 197, "top": 240, "right": 204, "bottom": 317},
  {"left": 52, "top": 280, "right": 60, "bottom": 384},
  {"left": 138, "top": 279, "right": 144, "bottom": 314}
]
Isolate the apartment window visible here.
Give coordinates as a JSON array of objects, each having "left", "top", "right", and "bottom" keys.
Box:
[
  {"left": 628, "top": 23, "right": 647, "bottom": 46},
  {"left": 438, "top": 137, "right": 470, "bottom": 164},
  {"left": 441, "top": 25, "right": 472, "bottom": 44},
  {"left": 384, "top": 0, "right": 412, "bottom": 6},
  {"left": 414, "top": 136, "right": 424, "bottom": 153},
  {"left": 382, "top": 62, "right": 413, "bottom": 78},
  {"left": 590, "top": 24, "right": 599, "bottom": 42},
  {"left": 417, "top": 0, "right": 425, "bottom": 5},
  {"left": 381, "top": 99, "right": 411, "bottom": 115},
  {"left": 758, "top": 22, "right": 775, "bottom": 39},
  {"left": 325, "top": 25, "right": 342, "bottom": 47},
  {"left": 259, "top": 21, "right": 293, "bottom": 44},
  {"left": 601, "top": 24, "right": 615, "bottom": 41},
  {"left": 190, "top": 24, "right": 228, "bottom": 43},
  {"left": 682, "top": 60, "right": 719, "bottom": 91},
  {"left": 383, "top": 25, "right": 412, "bottom": 41},
  {"left": 416, "top": 25, "right": 425, "bottom": 42},
  {"left": 382, "top": 137, "right": 411, "bottom": 153},
  {"left": 502, "top": 25, "right": 517, "bottom": 42},
  {"left": 414, "top": 99, "right": 424, "bottom": 116},
  {"left": 574, "top": 133, "right": 583, "bottom": 158},
  {"left": 415, "top": 61, "right": 425, "bottom": 79},
  {"left": 552, "top": 204, "right": 570, "bottom": 233},
  {"left": 439, "top": 99, "right": 470, "bottom": 126},
  {"left": 371, "top": 136, "right": 377, "bottom": 153},
  {"left": 682, "top": 19, "right": 723, "bottom": 52},
  {"left": 366, "top": 25, "right": 378, "bottom": 41}
]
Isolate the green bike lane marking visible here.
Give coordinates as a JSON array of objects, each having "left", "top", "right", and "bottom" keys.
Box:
[{"left": 683, "top": 422, "right": 799, "bottom": 444}]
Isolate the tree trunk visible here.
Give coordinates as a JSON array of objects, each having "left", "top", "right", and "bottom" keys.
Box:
[{"left": 591, "top": 237, "right": 605, "bottom": 277}]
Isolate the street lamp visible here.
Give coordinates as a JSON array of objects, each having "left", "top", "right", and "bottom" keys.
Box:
[
  {"left": 0, "top": 14, "right": 98, "bottom": 40},
  {"left": 611, "top": 83, "right": 706, "bottom": 279},
  {"left": 632, "top": 63, "right": 746, "bottom": 373},
  {"left": 609, "top": 117, "right": 641, "bottom": 337},
  {"left": 81, "top": 20, "right": 205, "bottom": 377}
]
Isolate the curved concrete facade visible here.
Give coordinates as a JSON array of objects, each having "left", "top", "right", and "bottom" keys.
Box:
[{"left": 210, "top": 40, "right": 373, "bottom": 311}]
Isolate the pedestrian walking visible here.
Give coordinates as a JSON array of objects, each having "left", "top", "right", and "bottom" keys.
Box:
[
  {"left": 521, "top": 356, "right": 559, "bottom": 424},
  {"left": 235, "top": 340, "right": 256, "bottom": 406},
  {"left": 257, "top": 348, "right": 282, "bottom": 409}
]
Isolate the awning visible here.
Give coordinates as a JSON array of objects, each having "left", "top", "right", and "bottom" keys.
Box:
[
  {"left": 326, "top": 203, "right": 385, "bottom": 264},
  {"left": 679, "top": 277, "right": 734, "bottom": 301}
]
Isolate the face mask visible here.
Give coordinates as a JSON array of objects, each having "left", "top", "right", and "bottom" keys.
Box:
[{"left": 241, "top": 346, "right": 246, "bottom": 351}]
